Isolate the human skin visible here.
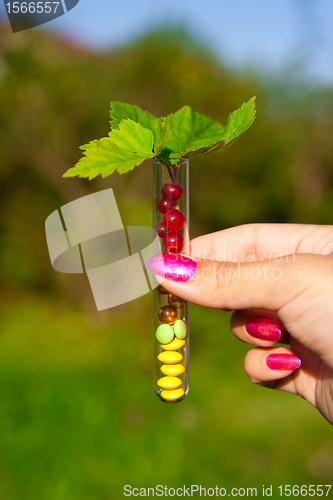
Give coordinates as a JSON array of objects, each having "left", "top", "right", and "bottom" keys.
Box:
[{"left": 147, "top": 224, "right": 333, "bottom": 425}]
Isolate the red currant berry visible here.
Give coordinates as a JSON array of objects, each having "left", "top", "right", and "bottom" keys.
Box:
[
  {"left": 163, "top": 231, "right": 184, "bottom": 253},
  {"left": 163, "top": 209, "right": 186, "bottom": 232},
  {"left": 157, "top": 197, "right": 176, "bottom": 214},
  {"left": 156, "top": 222, "right": 167, "bottom": 238},
  {"left": 161, "top": 182, "right": 183, "bottom": 201}
]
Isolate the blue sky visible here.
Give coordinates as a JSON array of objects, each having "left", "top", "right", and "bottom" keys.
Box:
[{"left": 1, "top": 0, "right": 333, "bottom": 83}]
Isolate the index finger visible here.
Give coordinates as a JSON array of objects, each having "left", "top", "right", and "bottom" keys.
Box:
[
  {"left": 189, "top": 223, "right": 333, "bottom": 261},
  {"left": 146, "top": 253, "right": 333, "bottom": 366}
]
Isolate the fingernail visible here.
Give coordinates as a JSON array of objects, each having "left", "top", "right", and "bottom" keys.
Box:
[
  {"left": 245, "top": 316, "right": 282, "bottom": 342},
  {"left": 266, "top": 353, "right": 301, "bottom": 371},
  {"left": 146, "top": 253, "right": 197, "bottom": 283}
]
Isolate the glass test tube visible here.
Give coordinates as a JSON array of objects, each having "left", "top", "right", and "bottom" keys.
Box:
[{"left": 152, "top": 158, "right": 189, "bottom": 403}]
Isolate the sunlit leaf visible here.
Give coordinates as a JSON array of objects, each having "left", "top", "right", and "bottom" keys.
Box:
[
  {"left": 160, "top": 105, "right": 225, "bottom": 159},
  {"left": 63, "top": 119, "right": 155, "bottom": 179},
  {"left": 159, "top": 97, "right": 255, "bottom": 159}
]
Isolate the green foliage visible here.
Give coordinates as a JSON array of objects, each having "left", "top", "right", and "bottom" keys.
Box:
[
  {"left": 64, "top": 119, "right": 155, "bottom": 179},
  {"left": 161, "top": 105, "right": 225, "bottom": 158},
  {"left": 110, "top": 101, "right": 170, "bottom": 149},
  {"left": 222, "top": 96, "right": 257, "bottom": 146},
  {"left": 163, "top": 97, "right": 256, "bottom": 158},
  {"left": 64, "top": 98, "right": 256, "bottom": 178}
]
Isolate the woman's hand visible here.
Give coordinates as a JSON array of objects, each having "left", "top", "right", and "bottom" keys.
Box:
[{"left": 147, "top": 223, "right": 333, "bottom": 425}]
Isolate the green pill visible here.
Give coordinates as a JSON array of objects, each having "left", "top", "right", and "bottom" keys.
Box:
[
  {"left": 174, "top": 319, "right": 186, "bottom": 340},
  {"left": 156, "top": 324, "right": 174, "bottom": 344}
]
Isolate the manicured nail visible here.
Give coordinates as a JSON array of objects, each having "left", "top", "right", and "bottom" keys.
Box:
[
  {"left": 266, "top": 353, "right": 301, "bottom": 371},
  {"left": 146, "top": 253, "right": 197, "bottom": 283},
  {"left": 245, "top": 316, "right": 282, "bottom": 342}
]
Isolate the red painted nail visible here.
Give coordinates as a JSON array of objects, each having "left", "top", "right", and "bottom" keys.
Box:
[
  {"left": 266, "top": 353, "right": 301, "bottom": 371},
  {"left": 146, "top": 253, "right": 197, "bottom": 283},
  {"left": 246, "top": 316, "right": 282, "bottom": 342}
]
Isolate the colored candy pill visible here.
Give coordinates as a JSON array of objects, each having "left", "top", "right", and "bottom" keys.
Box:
[
  {"left": 161, "top": 388, "right": 185, "bottom": 401},
  {"left": 161, "top": 337, "right": 185, "bottom": 351},
  {"left": 157, "top": 376, "right": 182, "bottom": 390},
  {"left": 158, "top": 305, "right": 178, "bottom": 324},
  {"left": 168, "top": 294, "right": 186, "bottom": 309},
  {"left": 158, "top": 351, "right": 183, "bottom": 364},
  {"left": 157, "top": 285, "right": 169, "bottom": 295},
  {"left": 155, "top": 324, "right": 174, "bottom": 344},
  {"left": 174, "top": 319, "right": 186, "bottom": 339},
  {"left": 160, "top": 364, "right": 185, "bottom": 376}
]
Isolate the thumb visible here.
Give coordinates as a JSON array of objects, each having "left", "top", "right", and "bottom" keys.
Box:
[{"left": 146, "top": 252, "right": 333, "bottom": 364}]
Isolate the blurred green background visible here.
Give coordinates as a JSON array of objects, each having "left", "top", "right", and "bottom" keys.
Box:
[{"left": 0, "top": 14, "right": 333, "bottom": 500}]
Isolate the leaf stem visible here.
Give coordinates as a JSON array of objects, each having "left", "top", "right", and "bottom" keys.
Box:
[
  {"left": 174, "top": 164, "right": 180, "bottom": 183},
  {"left": 156, "top": 156, "right": 174, "bottom": 182}
]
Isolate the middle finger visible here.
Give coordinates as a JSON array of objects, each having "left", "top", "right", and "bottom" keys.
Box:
[{"left": 230, "top": 308, "right": 290, "bottom": 346}]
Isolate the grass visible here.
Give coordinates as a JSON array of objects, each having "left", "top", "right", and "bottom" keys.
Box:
[{"left": 0, "top": 294, "right": 331, "bottom": 499}]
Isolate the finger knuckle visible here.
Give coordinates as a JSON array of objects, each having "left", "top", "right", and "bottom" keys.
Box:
[{"left": 196, "top": 261, "right": 236, "bottom": 307}]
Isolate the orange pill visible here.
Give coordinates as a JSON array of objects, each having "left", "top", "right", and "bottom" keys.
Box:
[
  {"left": 168, "top": 294, "right": 186, "bottom": 309},
  {"left": 157, "top": 285, "right": 169, "bottom": 295},
  {"left": 158, "top": 305, "right": 178, "bottom": 324}
]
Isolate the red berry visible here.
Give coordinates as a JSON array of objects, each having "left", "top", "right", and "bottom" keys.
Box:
[
  {"left": 163, "top": 231, "right": 184, "bottom": 253},
  {"left": 157, "top": 197, "right": 176, "bottom": 214},
  {"left": 156, "top": 222, "right": 167, "bottom": 238},
  {"left": 161, "top": 182, "right": 183, "bottom": 201},
  {"left": 163, "top": 209, "right": 186, "bottom": 232}
]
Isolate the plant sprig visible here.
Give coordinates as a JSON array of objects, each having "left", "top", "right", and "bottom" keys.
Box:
[{"left": 63, "top": 97, "right": 256, "bottom": 180}]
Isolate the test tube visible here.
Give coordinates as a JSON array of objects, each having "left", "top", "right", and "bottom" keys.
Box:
[{"left": 152, "top": 157, "right": 189, "bottom": 403}]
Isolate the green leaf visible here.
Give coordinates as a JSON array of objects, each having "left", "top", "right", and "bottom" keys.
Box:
[
  {"left": 160, "top": 105, "right": 224, "bottom": 159},
  {"left": 63, "top": 119, "right": 155, "bottom": 179},
  {"left": 223, "top": 96, "right": 256, "bottom": 146},
  {"left": 111, "top": 102, "right": 156, "bottom": 140},
  {"left": 196, "top": 96, "right": 257, "bottom": 156},
  {"left": 80, "top": 142, "right": 96, "bottom": 150},
  {"left": 64, "top": 98, "right": 256, "bottom": 179},
  {"left": 154, "top": 119, "right": 172, "bottom": 154},
  {"left": 108, "top": 118, "right": 154, "bottom": 153},
  {"left": 160, "top": 97, "right": 256, "bottom": 159},
  {"left": 110, "top": 101, "right": 171, "bottom": 154},
  {"left": 197, "top": 97, "right": 256, "bottom": 156}
]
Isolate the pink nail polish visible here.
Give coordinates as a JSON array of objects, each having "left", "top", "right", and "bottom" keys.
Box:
[
  {"left": 266, "top": 353, "right": 301, "bottom": 371},
  {"left": 146, "top": 252, "right": 197, "bottom": 283},
  {"left": 245, "top": 316, "right": 282, "bottom": 342}
]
